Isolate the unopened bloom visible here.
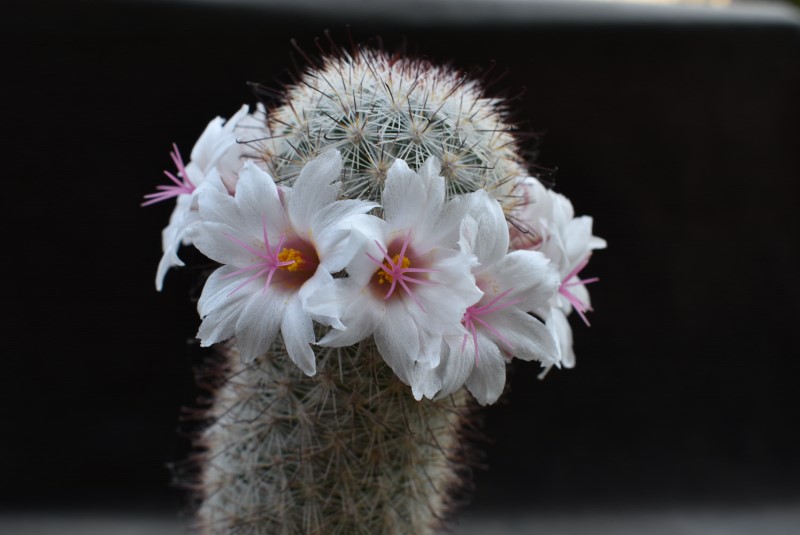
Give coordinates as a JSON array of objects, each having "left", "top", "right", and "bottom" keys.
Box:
[
  {"left": 510, "top": 176, "right": 606, "bottom": 369},
  {"left": 192, "top": 151, "right": 377, "bottom": 375},
  {"left": 312, "top": 158, "right": 482, "bottom": 398},
  {"left": 428, "top": 190, "right": 560, "bottom": 405},
  {"left": 145, "top": 105, "right": 254, "bottom": 290}
]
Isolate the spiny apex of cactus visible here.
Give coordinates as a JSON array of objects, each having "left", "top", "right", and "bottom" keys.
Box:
[{"left": 252, "top": 48, "right": 527, "bottom": 204}]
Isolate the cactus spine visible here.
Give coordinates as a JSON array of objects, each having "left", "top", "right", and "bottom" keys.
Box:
[
  {"left": 256, "top": 50, "right": 526, "bottom": 205},
  {"left": 195, "top": 49, "right": 527, "bottom": 534}
]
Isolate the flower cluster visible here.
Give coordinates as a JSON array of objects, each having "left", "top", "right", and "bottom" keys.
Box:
[
  {"left": 146, "top": 109, "right": 604, "bottom": 405},
  {"left": 145, "top": 104, "right": 265, "bottom": 290},
  {"left": 508, "top": 177, "right": 607, "bottom": 374}
]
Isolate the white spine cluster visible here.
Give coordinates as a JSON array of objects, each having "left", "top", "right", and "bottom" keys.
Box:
[
  {"left": 247, "top": 50, "right": 526, "bottom": 204},
  {"left": 197, "top": 340, "right": 472, "bottom": 535}
]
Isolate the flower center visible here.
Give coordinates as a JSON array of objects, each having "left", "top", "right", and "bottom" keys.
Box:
[
  {"left": 277, "top": 248, "right": 305, "bottom": 272},
  {"left": 221, "top": 216, "right": 319, "bottom": 295},
  {"left": 366, "top": 230, "right": 438, "bottom": 311},
  {"left": 376, "top": 254, "right": 411, "bottom": 284}
]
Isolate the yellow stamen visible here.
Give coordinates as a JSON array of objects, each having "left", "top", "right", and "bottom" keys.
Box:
[
  {"left": 377, "top": 254, "right": 410, "bottom": 284},
  {"left": 278, "top": 248, "right": 305, "bottom": 272}
]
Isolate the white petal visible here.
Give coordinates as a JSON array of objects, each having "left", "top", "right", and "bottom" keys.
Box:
[
  {"left": 413, "top": 156, "right": 448, "bottom": 235},
  {"left": 189, "top": 117, "right": 226, "bottom": 170},
  {"left": 434, "top": 336, "right": 475, "bottom": 400},
  {"left": 411, "top": 247, "right": 482, "bottom": 336},
  {"left": 196, "top": 174, "right": 243, "bottom": 229},
  {"left": 234, "top": 291, "right": 284, "bottom": 363},
  {"left": 491, "top": 308, "right": 558, "bottom": 366},
  {"left": 313, "top": 207, "right": 381, "bottom": 273},
  {"left": 374, "top": 299, "right": 420, "bottom": 386},
  {"left": 547, "top": 307, "right": 576, "bottom": 368},
  {"left": 316, "top": 282, "right": 381, "bottom": 347},
  {"left": 217, "top": 106, "right": 262, "bottom": 181},
  {"left": 190, "top": 105, "right": 250, "bottom": 174},
  {"left": 197, "top": 266, "right": 248, "bottom": 316},
  {"left": 413, "top": 186, "right": 483, "bottom": 253},
  {"left": 401, "top": 327, "right": 444, "bottom": 399},
  {"left": 197, "top": 305, "right": 246, "bottom": 349},
  {"left": 460, "top": 190, "right": 509, "bottom": 266},
  {"left": 417, "top": 327, "right": 443, "bottom": 369},
  {"left": 192, "top": 221, "right": 257, "bottom": 267},
  {"left": 382, "top": 157, "right": 444, "bottom": 233},
  {"left": 341, "top": 220, "right": 389, "bottom": 286},
  {"left": 155, "top": 241, "right": 183, "bottom": 292},
  {"left": 465, "top": 333, "right": 507, "bottom": 405},
  {"left": 488, "top": 250, "right": 560, "bottom": 314},
  {"left": 564, "top": 215, "right": 605, "bottom": 267},
  {"left": 234, "top": 162, "right": 285, "bottom": 238},
  {"left": 196, "top": 266, "right": 253, "bottom": 345},
  {"left": 298, "top": 269, "right": 344, "bottom": 330},
  {"left": 540, "top": 230, "right": 570, "bottom": 277},
  {"left": 281, "top": 294, "right": 317, "bottom": 376},
  {"left": 154, "top": 193, "right": 202, "bottom": 290},
  {"left": 410, "top": 361, "right": 442, "bottom": 401},
  {"left": 288, "top": 150, "right": 342, "bottom": 233},
  {"left": 550, "top": 190, "right": 575, "bottom": 230},
  {"left": 458, "top": 215, "right": 480, "bottom": 260}
]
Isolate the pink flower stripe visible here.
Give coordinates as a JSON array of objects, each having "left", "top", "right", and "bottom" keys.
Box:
[
  {"left": 222, "top": 216, "right": 294, "bottom": 295},
  {"left": 365, "top": 230, "right": 438, "bottom": 311},
  {"left": 558, "top": 254, "right": 599, "bottom": 326},
  {"left": 461, "top": 289, "right": 523, "bottom": 365},
  {"left": 142, "top": 144, "right": 196, "bottom": 206}
]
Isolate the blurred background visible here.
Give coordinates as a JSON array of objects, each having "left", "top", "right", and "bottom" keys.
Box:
[{"left": 3, "top": 0, "right": 800, "bottom": 533}]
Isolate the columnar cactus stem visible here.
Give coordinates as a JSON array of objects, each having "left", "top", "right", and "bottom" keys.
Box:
[{"left": 198, "top": 340, "right": 473, "bottom": 534}]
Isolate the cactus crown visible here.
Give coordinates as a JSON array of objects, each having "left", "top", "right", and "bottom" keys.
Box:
[{"left": 248, "top": 49, "right": 525, "bottom": 205}]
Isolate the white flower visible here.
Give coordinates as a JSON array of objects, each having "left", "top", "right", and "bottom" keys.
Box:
[
  {"left": 509, "top": 176, "right": 606, "bottom": 369},
  {"left": 311, "top": 158, "right": 483, "bottom": 399},
  {"left": 192, "top": 150, "right": 377, "bottom": 375},
  {"left": 425, "top": 190, "right": 560, "bottom": 405},
  {"left": 144, "top": 105, "right": 256, "bottom": 290}
]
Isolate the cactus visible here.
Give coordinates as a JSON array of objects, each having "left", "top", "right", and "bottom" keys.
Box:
[
  {"left": 188, "top": 49, "right": 528, "bottom": 534},
  {"left": 144, "top": 45, "right": 604, "bottom": 534}
]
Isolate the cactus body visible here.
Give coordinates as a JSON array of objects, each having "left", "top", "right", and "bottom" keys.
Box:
[
  {"left": 198, "top": 341, "right": 471, "bottom": 534},
  {"left": 253, "top": 50, "right": 525, "bottom": 205},
  {"left": 194, "top": 49, "right": 526, "bottom": 534}
]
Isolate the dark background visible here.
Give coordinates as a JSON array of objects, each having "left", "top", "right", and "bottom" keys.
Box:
[{"left": 3, "top": 0, "right": 800, "bottom": 522}]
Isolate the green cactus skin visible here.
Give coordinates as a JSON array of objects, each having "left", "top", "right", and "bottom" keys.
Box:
[{"left": 192, "top": 49, "right": 526, "bottom": 534}]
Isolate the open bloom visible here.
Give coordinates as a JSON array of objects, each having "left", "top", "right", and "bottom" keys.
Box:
[
  {"left": 311, "top": 158, "right": 482, "bottom": 399},
  {"left": 509, "top": 176, "right": 606, "bottom": 369},
  {"left": 192, "top": 151, "right": 377, "bottom": 375},
  {"left": 426, "top": 190, "right": 560, "bottom": 405},
  {"left": 145, "top": 105, "right": 255, "bottom": 290}
]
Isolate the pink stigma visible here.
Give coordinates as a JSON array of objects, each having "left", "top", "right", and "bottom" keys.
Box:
[
  {"left": 461, "top": 289, "right": 523, "bottom": 366},
  {"left": 221, "top": 216, "right": 294, "bottom": 295},
  {"left": 558, "top": 254, "right": 599, "bottom": 327},
  {"left": 366, "top": 230, "right": 438, "bottom": 311},
  {"left": 142, "top": 143, "right": 196, "bottom": 206}
]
